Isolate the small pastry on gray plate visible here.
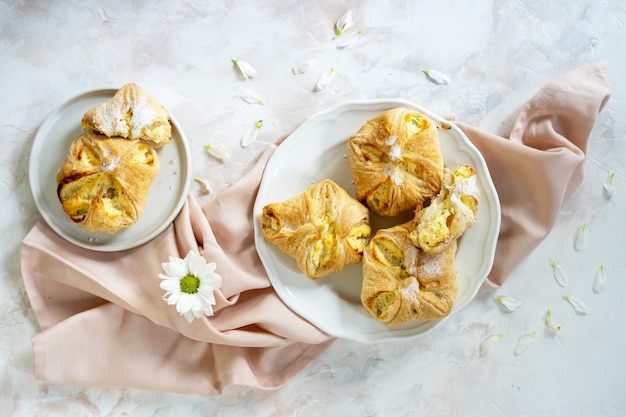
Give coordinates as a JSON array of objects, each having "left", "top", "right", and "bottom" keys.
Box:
[{"left": 82, "top": 83, "right": 172, "bottom": 148}]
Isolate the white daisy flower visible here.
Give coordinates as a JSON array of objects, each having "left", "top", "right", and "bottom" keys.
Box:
[{"left": 159, "top": 251, "right": 223, "bottom": 323}]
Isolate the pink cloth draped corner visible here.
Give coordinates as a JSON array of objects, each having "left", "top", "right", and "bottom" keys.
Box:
[
  {"left": 21, "top": 145, "right": 334, "bottom": 397},
  {"left": 20, "top": 62, "right": 610, "bottom": 396},
  {"left": 457, "top": 62, "right": 610, "bottom": 288}
]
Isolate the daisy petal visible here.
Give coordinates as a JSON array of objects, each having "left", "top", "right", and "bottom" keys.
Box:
[
  {"left": 479, "top": 333, "right": 503, "bottom": 357},
  {"left": 493, "top": 295, "right": 523, "bottom": 312},
  {"left": 550, "top": 259, "right": 568, "bottom": 287},
  {"left": 292, "top": 56, "right": 318, "bottom": 75},
  {"left": 603, "top": 171, "right": 615, "bottom": 198},
  {"left": 514, "top": 332, "right": 536, "bottom": 356},
  {"left": 334, "top": 10, "right": 354, "bottom": 37},
  {"left": 423, "top": 69, "right": 451, "bottom": 85},
  {"left": 161, "top": 257, "right": 186, "bottom": 279},
  {"left": 593, "top": 265, "right": 606, "bottom": 293},
  {"left": 574, "top": 224, "right": 587, "bottom": 251},
  {"left": 337, "top": 30, "right": 362, "bottom": 48},
  {"left": 241, "top": 120, "right": 263, "bottom": 148},
  {"left": 232, "top": 59, "right": 257, "bottom": 79},
  {"left": 563, "top": 293, "right": 589, "bottom": 314},
  {"left": 315, "top": 67, "right": 335, "bottom": 91},
  {"left": 205, "top": 142, "right": 231, "bottom": 162},
  {"left": 545, "top": 310, "right": 561, "bottom": 332}
]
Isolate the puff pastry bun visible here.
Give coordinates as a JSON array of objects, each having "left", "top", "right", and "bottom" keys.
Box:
[
  {"left": 261, "top": 179, "right": 371, "bottom": 279},
  {"left": 56, "top": 132, "right": 160, "bottom": 233},
  {"left": 82, "top": 83, "right": 172, "bottom": 148},
  {"left": 347, "top": 107, "right": 444, "bottom": 216},
  {"left": 411, "top": 165, "right": 479, "bottom": 253},
  {"left": 360, "top": 164, "right": 479, "bottom": 326},
  {"left": 360, "top": 217, "right": 458, "bottom": 326}
]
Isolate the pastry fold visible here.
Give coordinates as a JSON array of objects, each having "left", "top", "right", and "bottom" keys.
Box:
[
  {"left": 56, "top": 132, "right": 160, "bottom": 233},
  {"left": 411, "top": 164, "right": 480, "bottom": 253},
  {"left": 261, "top": 179, "right": 371, "bottom": 279},
  {"left": 360, "top": 217, "right": 458, "bottom": 326},
  {"left": 347, "top": 107, "right": 444, "bottom": 216},
  {"left": 82, "top": 83, "right": 172, "bottom": 148}
]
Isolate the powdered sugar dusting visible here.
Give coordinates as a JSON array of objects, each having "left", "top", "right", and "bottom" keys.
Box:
[
  {"left": 400, "top": 278, "right": 420, "bottom": 306},
  {"left": 130, "top": 94, "right": 157, "bottom": 138},
  {"left": 419, "top": 254, "right": 442, "bottom": 278},
  {"left": 384, "top": 165, "right": 404, "bottom": 185},
  {"left": 404, "top": 245, "right": 419, "bottom": 275},
  {"left": 384, "top": 135, "right": 402, "bottom": 162}
]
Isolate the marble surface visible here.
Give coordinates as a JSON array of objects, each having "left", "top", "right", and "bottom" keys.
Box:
[{"left": 2, "top": 1, "right": 625, "bottom": 415}]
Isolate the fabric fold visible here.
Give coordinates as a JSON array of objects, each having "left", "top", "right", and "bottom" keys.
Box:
[
  {"left": 457, "top": 62, "right": 610, "bottom": 287},
  {"left": 20, "top": 62, "right": 611, "bottom": 396}
]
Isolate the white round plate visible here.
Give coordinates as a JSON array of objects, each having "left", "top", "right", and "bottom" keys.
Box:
[
  {"left": 29, "top": 89, "right": 192, "bottom": 252},
  {"left": 253, "top": 99, "right": 501, "bottom": 343}
]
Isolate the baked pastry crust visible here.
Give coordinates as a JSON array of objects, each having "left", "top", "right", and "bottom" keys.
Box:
[
  {"left": 82, "top": 83, "right": 172, "bottom": 148},
  {"left": 261, "top": 179, "right": 371, "bottom": 279},
  {"left": 56, "top": 132, "right": 160, "bottom": 233},
  {"left": 410, "top": 165, "right": 479, "bottom": 253},
  {"left": 360, "top": 217, "right": 458, "bottom": 326},
  {"left": 347, "top": 107, "right": 444, "bottom": 216}
]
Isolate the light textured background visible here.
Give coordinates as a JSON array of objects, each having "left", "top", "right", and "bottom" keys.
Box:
[{"left": 2, "top": 1, "right": 625, "bottom": 416}]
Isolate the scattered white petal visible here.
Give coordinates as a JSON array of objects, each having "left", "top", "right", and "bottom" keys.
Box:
[
  {"left": 574, "top": 224, "right": 587, "bottom": 251},
  {"left": 232, "top": 59, "right": 257, "bottom": 79},
  {"left": 550, "top": 259, "right": 568, "bottom": 287},
  {"left": 337, "top": 30, "right": 362, "bottom": 48},
  {"left": 239, "top": 87, "right": 265, "bottom": 104},
  {"left": 423, "top": 69, "right": 451, "bottom": 85},
  {"left": 545, "top": 310, "right": 561, "bottom": 332},
  {"left": 194, "top": 177, "right": 211, "bottom": 195},
  {"left": 204, "top": 142, "right": 230, "bottom": 161},
  {"left": 563, "top": 293, "right": 589, "bottom": 314},
  {"left": 334, "top": 10, "right": 354, "bottom": 37},
  {"left": 514, "top": 332, "right": 536, "bottom": 356},
  {"left": 479, "top": 333, "right": 503, "bottom": 357},
  {"left": 292, "top": 56, "right": 318, "bottom": 75},
  {"left": 603, "top": 171, "right": 615, "bottom": 198},
  {"left": 241, "top": 119, "right": 263, "bottom": 148},
  {"left": 315, "top": 67, "right": 335, "bottom": 91},
  {"left": 593, "top": 265, "right": 606, "bottom": 293},
  {"left": 493, "top": 295, "right": 523, "bottom": 312}
]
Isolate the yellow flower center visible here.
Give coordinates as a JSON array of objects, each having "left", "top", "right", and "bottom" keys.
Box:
[{"left": 180, "top": 274, "right": 200, "bottom": 294}]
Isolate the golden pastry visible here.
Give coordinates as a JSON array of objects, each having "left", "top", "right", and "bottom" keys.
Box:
[
  {"left": 347, "top": 107, "right": 444, "bottom": 216},
  {"left": 261, "top": 179, "right": 371, "bottom": 279},
  {"left": 82, "top": 83, "right": 172, "bottom": 148},
  {"left": 360, "top": 217, "right": 458, "bottom": 326},
  {"left": 56, "top": 132, "right": 160, "bottom": 233},
  {"left": 410, "top": 164, "right": 479, "bottom": 253}
]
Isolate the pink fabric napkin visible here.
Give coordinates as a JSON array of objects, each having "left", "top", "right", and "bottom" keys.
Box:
[
  {"left": 457, "top": 62, "right": 610, "bottom": 288},
  {"left": 21, "top": 62, "right": 610, "bottom": 396}
]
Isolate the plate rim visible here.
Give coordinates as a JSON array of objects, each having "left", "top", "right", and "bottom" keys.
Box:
[
  {"left": 254, "top": 98, "right": 501, "bottom": 343},
  {"left": 28, "top": 87, "right": 192, "bottom": 252}
]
